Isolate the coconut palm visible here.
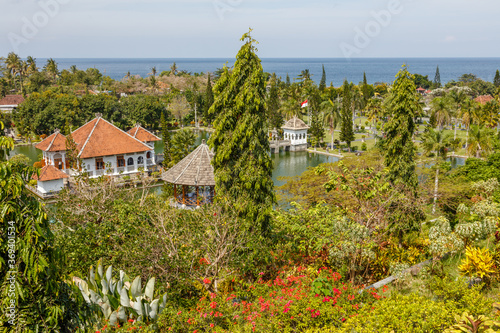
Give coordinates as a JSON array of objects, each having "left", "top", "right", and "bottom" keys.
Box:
[
  {"left": 448, "top": 89, "right": 468, "bottom": 140},
  {"left": 321, "top": 98, "right": 341, "bottom": 149},
  {"left": 69, "top": 65, "right": 78, "bottom": 74},
  {"left": 281, "top": 98, "right": 302, "bottom": 120},
  {"left": 481, "top": 100, "right": 500, "bottom": 131},
  {"left": 459, "top": 99, "right": 481, "bottom": 149},
  {"left": 170, "top": 62, "right": 178, "bottom": 76},
  {"left": 5, "top": 52, "right": 21, "bottom": 90},
  {"left": 421, "top": 128, "right": 452, "bottom": 214},
  {"left": 364, "top": 98, "right": 383, "bottom": 138},
  {"left": 43, "top": 58, "right": 59, "bottom": 83},
  {"left": 170, "top": 128, "right": 196, "bottom": 166},
  {"left": 467, "top": 125, "right": 493, "bottom": 158},
  {"left": 431, "top": 96, "right": 452, "bottom": 130},
  {"left": 26, "top": 56, "right": 38, "bottom": 75}
]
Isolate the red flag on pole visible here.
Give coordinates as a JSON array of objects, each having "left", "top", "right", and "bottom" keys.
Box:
[{"left": 301, "top": 100, "right": 308, "bottom": 108}]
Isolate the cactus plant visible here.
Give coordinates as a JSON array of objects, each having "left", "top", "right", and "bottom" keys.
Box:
[{"left": 73, "top": 260, "right": 167, "bottom": 326}]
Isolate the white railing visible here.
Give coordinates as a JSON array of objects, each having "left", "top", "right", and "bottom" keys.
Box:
[
  {"left": 95, "top": 169, "right": 104, "bottom": 176},
  {"left": 147, "top": 159, "right": 153, "bottom": 165},
  {"left": 117, "top": 167, "right": 125, "bottom": 173},
  {"left": 127, "top": 166, "right": 135, "bottom": 172}
]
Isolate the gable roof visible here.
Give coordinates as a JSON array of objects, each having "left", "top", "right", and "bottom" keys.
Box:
[
  {"left": 474, "top": 95, "right": 494, "bottom": 105},
  {"left": 32, "top": 165, "right": 69, "bottom": 181},
  {"left": 127, "top": 125, "right": 161, "bottom": 143},
  {"left": 0, "top": 95, "right": 24, "bottom": 106},
  {"left": 282, "top": 116, "right": 309, "bottom": 130},
  {"left": 71, "top": 117, "right": 153, "bottom": 159},
  {"left": 162, "top": 140, "right": 215, "bottom": 186},
  {"left": 35, "top": 131, "right": 67, "bottom": 152}
]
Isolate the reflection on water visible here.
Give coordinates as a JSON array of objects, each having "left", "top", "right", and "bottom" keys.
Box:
[{"left": 271, "top": 151, "right": 339, "bottom": 187}]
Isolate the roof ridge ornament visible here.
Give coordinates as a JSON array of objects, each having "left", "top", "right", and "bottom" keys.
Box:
[{"left": 95, "top": 113, "right": 103, "bottom": 118}]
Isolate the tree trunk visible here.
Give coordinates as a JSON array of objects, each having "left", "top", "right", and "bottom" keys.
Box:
[
  {"left": 432, "top": 166, "right": 439, "bottom": 215},
  {"left": 331, "top": 130, "right": 334, "bottom": 151}
]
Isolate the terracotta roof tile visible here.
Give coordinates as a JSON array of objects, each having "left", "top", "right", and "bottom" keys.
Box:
[
  {"left": 127, "top": 125, "right": 161, "bottom": 142},
  {"left": 0, "top": 95, "right": 24, "bottom": 106},
  {"left": 32, "top": 165, "right": 69, "bottom": 181},
  {"left": 35, "top": 132, "right": 67, "bottom": 152},
  {"left": 474, "top": 95, "right": 494, "bottom": 105},
  {"left": 72, "top": 117, "right": 152, "bottom": 159}
]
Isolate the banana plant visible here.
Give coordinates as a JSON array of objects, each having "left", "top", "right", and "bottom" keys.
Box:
[{"left": 73, "top": 259, "right": 167, "bottom": 326}]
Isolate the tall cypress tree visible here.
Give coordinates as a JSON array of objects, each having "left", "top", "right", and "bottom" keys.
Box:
[
  {"left": 267, "top": 73, "right": 283, "bottom": 132},
  {"left": 433, "top": 65, "right": 441, "bottom": 88},
  {"left": 208, "top": 30, "right": 275, "bottom": 233},
  {"left": 494, "top": 69, "right": 500, "bottom": 87},
  {"left": 319, "top": 64, "right": 326, "bottom": 92},
  {"left": 384, "top": 65, "right": 420, "bottom": 190},
  {"left": 204, "top": 73, "right": 215, "bottom": 123},
  {"left": 285, "top": 73, "right": 291, "bottom": 88},
  {"left": 160, "top": 112, "right": 171, "bottom": 166},
  {"left": 339, "top": 79, "right": 354, "bottom": 150},
  {"left": 362, "top": 72, "right": 370, "bottom": 106}
]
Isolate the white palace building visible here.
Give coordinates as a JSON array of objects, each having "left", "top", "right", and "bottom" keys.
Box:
[{"left": 34, "top": 114, "right": 160, "bottom": 194}]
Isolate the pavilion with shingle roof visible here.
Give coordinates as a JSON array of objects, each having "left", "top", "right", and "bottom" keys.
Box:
[
  {"left": 282, "top": 116, "right": 309, "bottom": 151},
  {"left": 161, "top": 140, "right": 215, "bottom": 207}
]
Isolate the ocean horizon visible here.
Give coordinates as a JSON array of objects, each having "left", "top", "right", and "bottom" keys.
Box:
[{"left": 36, "top": 57, "right": 500, "bottom": 87}]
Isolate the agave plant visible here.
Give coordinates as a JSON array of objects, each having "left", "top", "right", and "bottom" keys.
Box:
[{"left": 73, "top": 260, "right": 167, "bottom": 326}]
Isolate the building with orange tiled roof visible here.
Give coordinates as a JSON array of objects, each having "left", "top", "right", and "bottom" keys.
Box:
[
  {"left": 474, "top": 95, "right": 494, "bottom": 105},
  {"left": 0, "top": 94, "right": 24, "bottom": 113},
  {"left": 32, "top": 165, "right": 69, "bottom": 194},
  {"left": 35, "top": 114, "right": 159, "bottom": 178},
  {"left": 35, "top": 130, "right": 68, "bottom": 169},
  {"left": 127, "top": 124, "right": 161, "bottom": 147}
]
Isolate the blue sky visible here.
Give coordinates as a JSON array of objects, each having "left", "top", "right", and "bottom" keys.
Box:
[{"left": 1, "top": 0, "right": 499, "bottom": 58}]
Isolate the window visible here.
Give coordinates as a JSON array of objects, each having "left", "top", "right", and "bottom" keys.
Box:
[
  {"left": 117, "top": 155, "right": 125, "bottom": 167},
  {"left": 95, "top": 158, "right": 104, "bottom": 170},
  {"left": 127, "top": 157, "right": 134, "bottom": 166},
  {"left": 137, "top": 156, "right": 144, "bottom": 164},
  {"left": 146, "top": 151, "right": 152, "bottom": 159}
]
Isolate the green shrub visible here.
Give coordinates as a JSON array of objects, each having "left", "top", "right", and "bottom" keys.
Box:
[{"left": 340, "top": 293, "right": 454, "bottom": 332}]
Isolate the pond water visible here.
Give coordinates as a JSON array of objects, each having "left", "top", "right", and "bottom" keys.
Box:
[{"left": 9, "top": 133, "right": 465, "bottom": 189}]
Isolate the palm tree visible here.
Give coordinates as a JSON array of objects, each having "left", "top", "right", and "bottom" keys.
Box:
[
  {"left": 481, "top": 100, "right": 500, "bottom": 131},
  {"left": 281, "top": 98, "right": 302, "bottom": 120},
  {"left": 421, "top": 128, "right": 452, "bottom": 214},
  {"left": 448, "top": 89, "right": 468, "bottom": 140},
  {"left": 26, "top": 56, "right": 38, "bottom": 75},
  {"left": 459, "top": 99, "right": 481, "bottom": 149},
  {"left": 5, "top": 52, "right": 21, "bottom": 90},
  {"left": 69, "top": 65, "right": 78, "bottom": 74},
  {"left": 467, "top": 125, "right": 493, "bottom": 158},
  {"left": 321, "top": 98, "right": 341, "bottom": 149},
  {"left": 170, "top": 62, "right": 178, "bottom": 76},
  {"left": 44, "top": 58, "right": 59, "bottom": 83},
  {"left": 431, "top": 96, "right": 452, "bottom": 130},
  {"left": 364, "top": 98, "right": 383, "bottom": 139},
  {"left": 170, "top": 128, "right": 196, "bottom": 166}
]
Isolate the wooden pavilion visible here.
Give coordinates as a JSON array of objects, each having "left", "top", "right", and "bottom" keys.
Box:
[{"left": 161, "top": 140, "right": 215, "bottom": 207}]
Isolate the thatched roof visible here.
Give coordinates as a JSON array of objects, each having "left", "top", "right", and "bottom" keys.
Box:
[
  {"left": 282, "top": 116, "right": 309, "bottom": 130},
  {"left": 161, "top": 140, "right": 215, "bottom": 186}
]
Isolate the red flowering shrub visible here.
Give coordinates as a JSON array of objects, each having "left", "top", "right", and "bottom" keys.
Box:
[{"left": 158, "top": 267, "right": 384, "bottom": 332}]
